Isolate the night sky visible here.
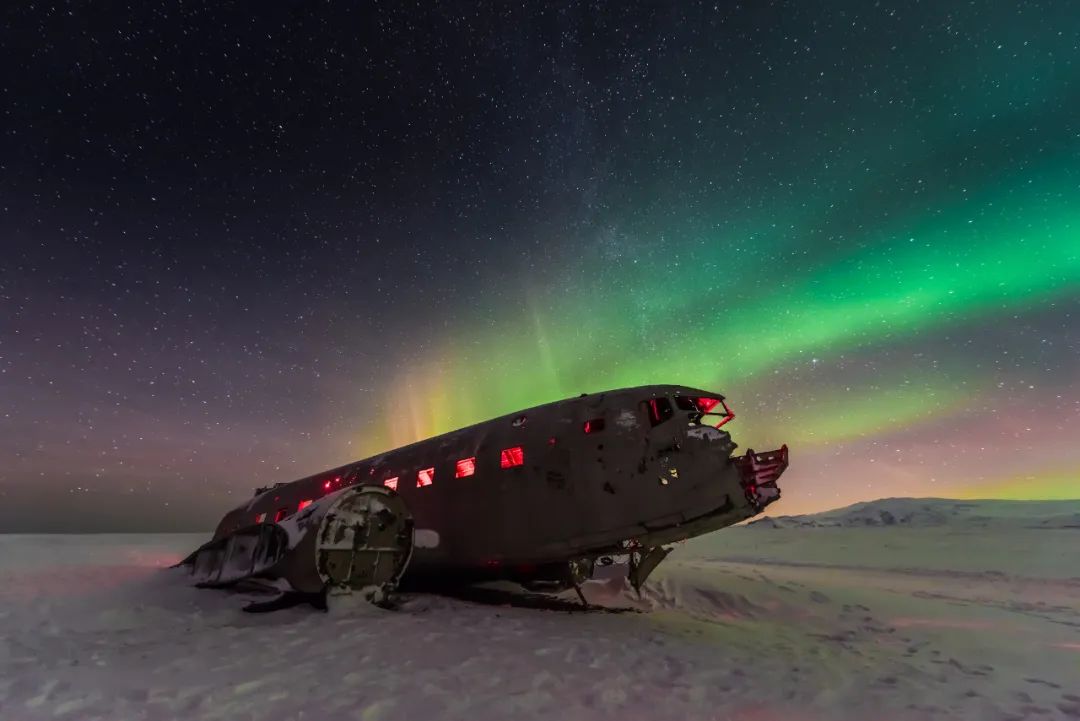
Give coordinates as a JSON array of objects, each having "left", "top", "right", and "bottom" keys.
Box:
[{"left": 1, "top": 2, "right": 1077, "bottom": 532}]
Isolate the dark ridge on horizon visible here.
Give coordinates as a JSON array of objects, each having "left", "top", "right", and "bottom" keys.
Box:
[{"left": 749, "top": 497, "right": 1080, "bottom": 530}]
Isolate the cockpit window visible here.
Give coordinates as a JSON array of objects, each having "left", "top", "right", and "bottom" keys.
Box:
[
  {"left": 673, "top": 395, "right": 735, "bottom": 427},
  {"left": 674, "top": 396, "right": 698, "bottom": 411},
  {"left": 641, "top": 397, "right": 674, "bottom": 426},
  {"left": 697, "top": 397, "right": 735, "bottom": 427}
]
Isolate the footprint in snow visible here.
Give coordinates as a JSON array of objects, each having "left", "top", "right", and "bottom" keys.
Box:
[{"left": 1026, "top": 677, "right": 1062, "bottom": 689}]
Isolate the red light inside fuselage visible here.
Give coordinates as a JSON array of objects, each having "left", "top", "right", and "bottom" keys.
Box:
[
  {"left": 697, "top": 397, "right": 720, "bottom": 413},
  {"left": 697, "top": 397, "right": 734, "bottom": 428},
  {"left": 298, "top": 499, "right": 313, "bottom": 511},
  {"left": 417, "top": 467, "right": 435, "bottom": 487},
  {"left": 500, "top": 446, "right": 524, "bottom": 468},
  {"left": 384, "top": 476, "right": 398, "bottom": 491},
  {"left": 455, "top": 457, "right": 476, "bottom": 478}
]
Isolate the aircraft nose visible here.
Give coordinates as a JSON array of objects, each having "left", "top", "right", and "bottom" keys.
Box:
[{"left": 734, "top": 444, "right": 788, "bottom": 510}]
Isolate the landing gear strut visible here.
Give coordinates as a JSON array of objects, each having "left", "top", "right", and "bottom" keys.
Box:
[
  {"left": 567, "top": 557, "right": 593, "bottom": 608},
  {"left": 628, "top": 546, "right": 671, "bottom": 595}
]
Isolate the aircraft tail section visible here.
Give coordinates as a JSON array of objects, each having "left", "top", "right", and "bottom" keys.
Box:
[{"left": 181, "top": 486, "right": 414, "bottom": 608}]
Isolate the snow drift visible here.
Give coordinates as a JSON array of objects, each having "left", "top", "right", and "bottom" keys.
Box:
[{"left": 1, "top": 499, "right": 1078, "bottom": 721}]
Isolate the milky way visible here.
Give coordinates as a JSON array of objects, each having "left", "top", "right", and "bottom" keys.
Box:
[{"left": 1, "top": 2, "right": 1077, "bottom": 530}]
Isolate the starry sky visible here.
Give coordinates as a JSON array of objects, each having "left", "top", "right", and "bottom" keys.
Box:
[{"left": 1, "top": 1, "right": 1077, "bottom": 532}]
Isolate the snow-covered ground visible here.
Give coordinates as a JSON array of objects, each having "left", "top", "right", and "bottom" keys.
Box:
[{"left": 1, "top": 498, "right": 1078, "bottom": 721}]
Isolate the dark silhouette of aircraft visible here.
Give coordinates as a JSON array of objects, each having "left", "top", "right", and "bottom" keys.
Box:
[{"left": 182, "top": 385, "right": 788, "bottom": 609}]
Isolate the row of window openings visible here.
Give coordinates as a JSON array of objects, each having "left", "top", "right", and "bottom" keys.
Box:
[
  {"left": 256, "top": 417, "right": 610, "bottom": 525},
  {"left": 385, "top": 443, "right": 525, "bottom": 492},
  {"left": 378, "top": 413, "right": 608, "bottom": 493},
  {"left": 257, "top": 445, "right": 526, "bottom": 523},
  {"left": 375, "top": 411, "right": 607, "bottom": 492}
]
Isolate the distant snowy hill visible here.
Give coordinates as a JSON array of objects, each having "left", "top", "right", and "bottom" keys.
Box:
[
  {"left": 746, "top": 497, "right": 1080, "bottom": 529},
  {"left": 679, "top": 497, "right": 1079, "bottom": 581}
]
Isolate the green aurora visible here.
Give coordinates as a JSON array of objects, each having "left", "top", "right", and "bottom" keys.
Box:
[{"left": 358, "top": 4, "right": 1080, "bottom": 507}]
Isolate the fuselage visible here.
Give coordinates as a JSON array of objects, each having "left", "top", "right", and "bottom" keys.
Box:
[{"left": 211, "top": 384, "right": 785, "bottom": 585}]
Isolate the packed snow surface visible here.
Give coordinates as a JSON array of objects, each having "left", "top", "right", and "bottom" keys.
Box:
[{"left": 2, "top": 498, "right": 1079, "bottom": 721}]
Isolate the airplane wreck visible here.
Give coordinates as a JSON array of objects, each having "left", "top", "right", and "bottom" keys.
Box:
[{"left": 181, "top": 385, "right": 788, "bottom": 609}]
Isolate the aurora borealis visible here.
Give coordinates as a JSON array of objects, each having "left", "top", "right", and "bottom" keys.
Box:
[{"left": 1, "top": 1, "right": 1077, "bottom": 531}]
